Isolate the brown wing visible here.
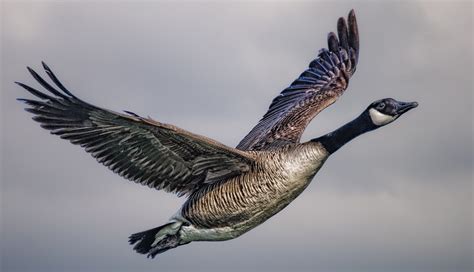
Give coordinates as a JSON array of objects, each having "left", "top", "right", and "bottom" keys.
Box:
[
  {"left": 237, "top": 10, "right": 359, "bottom": 151},
  {"left": 17, "top": 63, "right": 255, "bottom": 196}
]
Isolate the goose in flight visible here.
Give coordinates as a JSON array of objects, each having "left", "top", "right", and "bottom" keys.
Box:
[{"left": 17, "top": 10, "right": 418, "bottom": 258}]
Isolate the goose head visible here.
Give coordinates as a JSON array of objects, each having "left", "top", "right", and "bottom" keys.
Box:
[{"left": 367, "top": 98, "right": 418, "bottom": 127}]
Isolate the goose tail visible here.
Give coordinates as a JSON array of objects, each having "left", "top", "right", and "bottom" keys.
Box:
[{"left": 128, "top": 221, "right": 188, "bottom": 258}]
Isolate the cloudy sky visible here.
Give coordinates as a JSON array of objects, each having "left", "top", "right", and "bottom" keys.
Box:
[{"left": 1, "top": 1, "right": 472, "bottom": 271}]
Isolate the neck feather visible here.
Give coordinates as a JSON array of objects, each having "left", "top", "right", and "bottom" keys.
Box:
[{"left": 313, "top": 110, "right": 377, "bottom": 154}]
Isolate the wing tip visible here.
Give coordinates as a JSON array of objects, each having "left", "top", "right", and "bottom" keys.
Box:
[
  {"left": 349, "top": 9, "right": 356, "bottom": 18},
  {"left": 42, "top": 61, "right": 53, "bottom": 73},
  {"left": 337, "top": 16, "right": 347, "bottom": 28},
  {"left": 327, "top": 9, "right": 358, "bottom": 54},
  {"left": 347, "top": 9, "right": 358, "bottom": 36},
  {"left": 14, "top": 81, "right": 29, "bottom": 89},
  {"left": 336, "top": 16, "right": 349, "bottom": 51},
  {"left": 347, "top": 9, "right": 359, "bottom": 63}
]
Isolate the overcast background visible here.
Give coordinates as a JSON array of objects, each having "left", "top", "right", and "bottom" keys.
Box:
[{"left": 1, "top": 1, "right": 472, "bottom": 272}]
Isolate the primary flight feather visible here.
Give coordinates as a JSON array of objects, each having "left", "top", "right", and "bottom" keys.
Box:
[{"left": 238, "top": 10, "right": 359, "bottom": 151}]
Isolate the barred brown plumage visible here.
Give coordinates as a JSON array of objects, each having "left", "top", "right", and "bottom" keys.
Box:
[{"left": 17, "top": 9, "right": 418, "bottom": 259}]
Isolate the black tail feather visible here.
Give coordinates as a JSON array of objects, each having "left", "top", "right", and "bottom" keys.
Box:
[
  {"left": 128, "top": 223, "right": 173, "bottom": 255},
  {"left": 128, "top": 222, "right": 188, "bottom": 258}
]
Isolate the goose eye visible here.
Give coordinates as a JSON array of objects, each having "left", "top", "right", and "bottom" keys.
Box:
[{"left": 377, "top": 103, "right": 385, "bottom": 110}]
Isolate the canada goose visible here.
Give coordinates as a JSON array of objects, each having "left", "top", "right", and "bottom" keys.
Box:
[{"left": 17, "top": 10, "right": 417, "bottom": 258}]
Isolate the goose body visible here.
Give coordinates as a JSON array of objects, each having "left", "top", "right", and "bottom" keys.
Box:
[
  {"left": 178, "top": 142, "right": 328, "bottom": 242},
  {"left": 17, "top": 10, "right": 418, "bottom": 258}
]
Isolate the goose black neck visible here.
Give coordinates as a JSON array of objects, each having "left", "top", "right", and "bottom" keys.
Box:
[{"left": 313, "top": 110, "right": 377, "bottom": 154}]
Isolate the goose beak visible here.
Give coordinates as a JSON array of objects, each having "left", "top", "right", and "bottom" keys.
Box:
[{"left": 396, "top": 101, "right": 418, "bottom": 115}]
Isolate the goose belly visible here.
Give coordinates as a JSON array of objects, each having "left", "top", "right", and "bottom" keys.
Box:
[{"left": 179, "top": 144, "right": 328, "bottom": 242}]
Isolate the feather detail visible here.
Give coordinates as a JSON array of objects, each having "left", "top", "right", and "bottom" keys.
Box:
[{"left": 237, "top": 10, "right": 359, "bottom": 151}]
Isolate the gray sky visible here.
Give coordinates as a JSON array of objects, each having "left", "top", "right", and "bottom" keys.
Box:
[{"left": 1, "top": 1, "right": 472, "bottom": 271}]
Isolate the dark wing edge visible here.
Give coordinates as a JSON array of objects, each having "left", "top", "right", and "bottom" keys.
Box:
[
  {"left": 237, "top": 10, "right": 359, "bottom": 151},
  {"left": 17, "top": 62, "right": 255, "bottom": 196}
]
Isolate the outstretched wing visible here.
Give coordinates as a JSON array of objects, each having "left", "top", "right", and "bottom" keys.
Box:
[
  {"left": 237, "top": 10, "right": 359, "bottom": 151},
  {"left": 17, "top": 63, "right": 255, "bottom": 196}
]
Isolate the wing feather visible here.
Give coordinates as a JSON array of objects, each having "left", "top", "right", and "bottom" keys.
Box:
[
  {"left": 17, "top": 63, "right": 255, "bottom": 196},
  {"left": 237, "top": 10, "right": 359, "bottom": 151}
]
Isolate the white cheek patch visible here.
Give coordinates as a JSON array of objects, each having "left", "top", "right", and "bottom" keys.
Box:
[{"left": 369, "top": 108, "right": 396, "bottom": 126}]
